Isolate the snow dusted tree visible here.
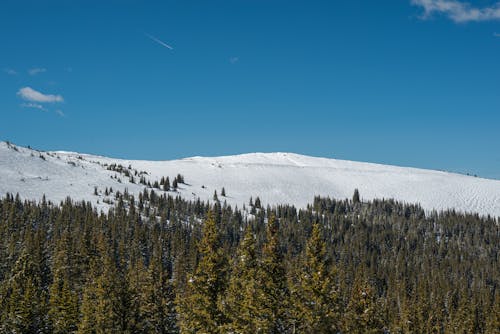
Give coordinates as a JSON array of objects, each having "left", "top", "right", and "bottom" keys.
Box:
[{"left": 0, "top": 235, "right": 50, "bottom": 333}]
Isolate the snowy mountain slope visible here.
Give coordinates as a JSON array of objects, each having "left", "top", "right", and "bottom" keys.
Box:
[{"left": 1, "top": 142, "right": 499, "bottom": 217}]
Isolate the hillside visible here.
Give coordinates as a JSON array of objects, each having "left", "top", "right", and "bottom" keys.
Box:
[{"left": 1, "top": 141, "right": 499, "bottom": 216}]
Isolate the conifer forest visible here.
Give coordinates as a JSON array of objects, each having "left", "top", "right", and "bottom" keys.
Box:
[{"left": 0, "top": 190, "right": 498, "bottom": 333}]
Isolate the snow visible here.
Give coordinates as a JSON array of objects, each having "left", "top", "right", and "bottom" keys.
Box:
[{"left": 1, "top": 142, "right": 499, "bottom": 217}]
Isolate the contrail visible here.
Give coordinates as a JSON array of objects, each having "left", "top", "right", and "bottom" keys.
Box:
[{"left": 145, "top": 33, "right": 173, "bottom": 50}]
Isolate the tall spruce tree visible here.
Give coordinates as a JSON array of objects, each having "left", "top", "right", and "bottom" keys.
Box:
[
  {"left": 253, "top": 215, "right": 292, "bottom": 333},
  {"left": 293, "top": 222, "right": 341, "bottom": 333},
  {"left": 48, "top": 230, "right": 79, "bottom": 334},
  {"left": 78, "top": 234, "right": 135, "bottom": 334},
  {"left": 140, "top": 241, "right": 178, "bottom": 334},
  {"left": 1, "top": 242, "right": 50, "bottom": 333},
  {"left": 224, "top": 226, "right": 260, "bottom": 333},
  {"left": 343, "top": 273, "right": 385, "bottom": 334},
  {"left": 177, "top": 211, "right": 228, "bottom": 333}
]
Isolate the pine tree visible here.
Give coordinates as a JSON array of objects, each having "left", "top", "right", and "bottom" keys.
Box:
[
  {"left": 78, "top": 235, "right": 134, "bottom": 333},
  {"left": 253, "top": 215, "right": 292, "bottom": 333},
  {"left": 164, "top": 177, "right": 171, "bottom": 191},
  {"left": 77, "top": 240, "right": 105, "bottom": 334},
  {"left": 485, "top": 291, "right": 500, "bottom": 334},
  {"left": 343, "top": 273, "right": 385, "bottom": 334},
  {"left": 140, "top": 242, "right": 178, "bottom": 333},
  {"left": 49, "top": 231, "right": 79, "bottom": 334},
  {"left": 1, "top": 241, "right": 50, "bottom": 333},
  {"left": 224, "top": 226, "right": 260, "bottom": 333},
  {"left": 254, "top": 197, "right": 261, "bottom": 209},
  {"left": 221, "top": 187, "right": 226, "bottom": 197},
  {"left": 293, "top": 222, "right": 341, "bottom": 333},
  {"left": 353, "top": 188, "right": 360, "bottom": 204},
  {"left": 126, "top": 258, "right": 148, "bottom": 333},
  {"left": 49, "top": 279, "right": 79, "bottom": 334},
  {"left": 177, "top": 211, "right": 229, "bottom": 333},
  {"left": 446, "top": 291, "right": 477, "bottom": 334}
]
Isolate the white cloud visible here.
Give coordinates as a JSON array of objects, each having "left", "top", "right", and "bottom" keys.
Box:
[
  {"left": 21, "top": 103, "right": 48, "bottom": 112},
  {"left": 3, "top": 68, "right": 17, "bottom": 75},
  {"left": 412, "top": 0, "right": 500, "bottom": 22},
  {"left": 17, "top": 87, "right": 64, "bottom": 103},
  {"left": 28, "top": 67, "right": 47, "bottom": 75},
  {"left": 494, "top": 32, "right": 500, "bottom": 36},
  {"left": 21, "top": 103, "right": 66, "bottom": 117},
  {"left": 230, "top": 57, "right": 239, "bottom": 64}
]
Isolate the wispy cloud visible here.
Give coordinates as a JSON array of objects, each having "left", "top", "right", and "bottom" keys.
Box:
[
  {"left": 28, "top": 67, "right": 47, "bottom": 76},
  {"left": 494, "top": 32, "right": 500, "bottom": 37},
  {"left": 3, "top": 68, "right": 17, "bottom": 75},
  {"left": 21, "top": 103, "right": 48, "bottom": 112},
  {"left": 145, "top": 33, "right": 173, "bottom": 50},
  {"left": 21, "top": 102, "right": 65, "bottom": 117},
  {"left": 229, "top": 57, "right": 239, "bottom": 64},
  {"left": 55, "top": 110, "right": 65, "bottom": 117},
  {"left": 17, "top": 87, "right": 64, "bottom": 103},
  {"left": 411, "top": 0, "right": 500, "bottom": 22}
]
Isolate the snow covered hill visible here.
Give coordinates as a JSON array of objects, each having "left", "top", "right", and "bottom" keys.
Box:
[{"left": 1, "top": 141, "right": 499, "bottom": 217}]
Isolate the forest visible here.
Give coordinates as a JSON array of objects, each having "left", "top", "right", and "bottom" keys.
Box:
[{"left": 0, "top": 189, "right": 498, "bottom": 333}]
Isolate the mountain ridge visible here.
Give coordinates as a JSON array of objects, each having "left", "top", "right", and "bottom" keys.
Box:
[{"left": 1, "top": 141, "right": 499, "bottom": 217}]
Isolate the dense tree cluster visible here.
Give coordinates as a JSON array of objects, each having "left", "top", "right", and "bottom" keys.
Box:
[{"left": 0, "top": 191, "right": 498, "bottom": 333}]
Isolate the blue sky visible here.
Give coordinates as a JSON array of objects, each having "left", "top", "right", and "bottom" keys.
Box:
[{"left": 1, "top": 0, "right": 499, "bottom": 178}]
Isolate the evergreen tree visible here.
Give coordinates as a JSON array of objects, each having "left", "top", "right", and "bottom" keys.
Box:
[
  {"left": 177, "top": 211, "right": 228, "bottom": 333},
  {"left": 353, "top": 188, "right": 360, "bottom": 204},
  {"left": 254, "top": 197, "right": 261, "bottom": 209},
  {"left": 164, "top": 177, "right": 171, "bottom": 191},
  {"left": 140, "top": 242, "right": 178, "bottom": 333},
  {"left": 49, "top": 231, "right": 79, "bottom": 334},
  {"left": 485, "top": 292, "right": 500, "bottom": 334},
  {"left": 293, "top": 222, "right": 341, "bottom": 333},
  {"left": 224, "top": 226, "right": 260, "bottom": 333},
  {"left": 1, "top": 243, "right": 50, "bottom": 333},
  {"left": 343, "top": 273, "right": 385, "bottom": 334},
  {"left": 49, "top": 279, "right": 79, "bottom": 334},
  {"left": 77, "top": 240, "right": 105, "bottom": 334},
  {"left": 78, "top": 235, "right": 135, "bottom": 333},
  {"left": 253, "top": 215, "right": 292, "bottom": 333}
]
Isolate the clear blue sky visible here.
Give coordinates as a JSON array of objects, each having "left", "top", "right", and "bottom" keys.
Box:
[{"left": 1, "top": 0, "right": 499, "bottom": 178}]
